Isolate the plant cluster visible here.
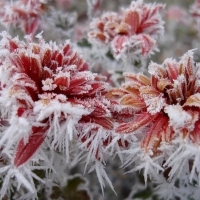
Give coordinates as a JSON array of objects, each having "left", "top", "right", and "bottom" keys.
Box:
[{"left": 0, "top": 0, "right": 200, "bottom": 200}]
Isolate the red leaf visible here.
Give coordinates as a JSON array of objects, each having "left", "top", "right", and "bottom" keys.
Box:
[
  {"left": 29, "top": 56, "right": 42, "bottom": 85},
  {"left": 190, "top": 120, "right": 200, "bottom": 144},
  {"left": 92, "top": 117, "right": 114, "bottom": 130},
  {"left": 89, "top": 32, "right": 107, "bottom": 43},
  {"left": 54, "top": 76, "right": 70, "bottom": 89},
  {"left": 20, "top": 53, "right": 30, "bottom": 75},
  {"left": 17, "top": 107, "right": 26, "bottom": 117},
  {"left": 116, "top": 112, "right": 158, "bottom": 133},
  {"left": 97, "top": 21, "right": 105, "bottom": 32},
  {"left": 88, "top": 82, "right": 107, "bottom": 95},
  {"left": 8, "top": 39, "right": 19, "bottom": 52},
  {"left": 55, "top": 52, "right": 63, "bottom": 67},
  {"left": 42, "top": 67, "right": 53, "bottom": 80},
  {"left": 42, "top": 49, "right": 52, "bottom": 67},
  {"left": 69, "top": 75, "right": 88, "bottom": 88},
  {"left": 68, "top": 53, "right": 80, "bottom": 66},
  {"left": 14, "top": 126, "right": 48, "bottom": 167},
  {"left": 141, "top": 114, "right": 168, "bottom": 152},
  {"left": 78, "top": 61, "right": 89, "bottom": 71},
  {"left": 63, "top": 44, "right": 71, "bottom": 56},
  {"left": 165, "top": 60, "right": 179, "bottom": 82}
]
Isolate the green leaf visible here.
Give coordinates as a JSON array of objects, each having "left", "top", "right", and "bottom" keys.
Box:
[{"left": 77, "top": 38, "right": 92, "bottom": 48}]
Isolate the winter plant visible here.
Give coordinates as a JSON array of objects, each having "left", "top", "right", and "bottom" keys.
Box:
[{"left": 0, "top": 0, "right": 200, "bottom": 200}]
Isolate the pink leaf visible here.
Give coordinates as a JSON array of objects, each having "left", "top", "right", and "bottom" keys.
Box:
[
  {"left": 112, "top": 35, "right": 128, "bottom": 57},
  {"left": 124, "top": 10, "right": 140, "bottom": 34}
]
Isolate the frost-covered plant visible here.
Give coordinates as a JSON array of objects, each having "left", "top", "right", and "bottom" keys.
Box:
[
  {"left": 0, "top": 31, "right": 124, "bottom": 198},
  {"left": 107, "top": 49, "right": 200, "bottom": 199},
  {"left": 88, "top": 0, "right": 164, "bottom": 61},
  {"left": 0, "top": 0, "right": 200, "bottom": 200},
  {"left": 0, "top": 0, "right": 47, "bottom": 35}
]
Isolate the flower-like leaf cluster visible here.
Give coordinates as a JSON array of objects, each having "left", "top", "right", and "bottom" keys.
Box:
[
  {"left": 107, "top": 50, "right": 200, "bottom": 187},
  {"left": 0, "top": 32, "right": 124, "bottom": 197},
  {"left": 88, "top": 0, "right": 164, "bottom": 60},
  {"left": 0, "top": 0, "right": 46, "bottom": 35}
]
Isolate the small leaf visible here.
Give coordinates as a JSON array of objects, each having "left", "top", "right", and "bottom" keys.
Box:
[
  {"left": 14, "top": 126, "right": 48, "bottom": 167},
  {"left": 124, "top": 10, "right": 140, "bottom": 33},
  {"left": 157, "top": 78, "right": 172, "bottom": 91},
  {"left": 116, "top": 112, "right": 157, "bottom": 133},
  {"left": 184, "top": 93, "right": 200, "bottom": 107},
  {"left": 141, "top": 114, "right": 168, "bottom": 152}
]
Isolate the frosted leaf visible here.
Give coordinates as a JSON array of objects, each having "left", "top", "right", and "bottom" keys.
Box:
[
  {"left": 148, "top": 62, "right": 167, "bottom": 78},
  {"left": 164, "top": 105, "right": 195, "bottom": 132},
  {"left": 140, "top": 86, "right": 166, "bottom": 114},
  {"left": 184, "top": 93, "right": 200, "bottom": 107}
]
